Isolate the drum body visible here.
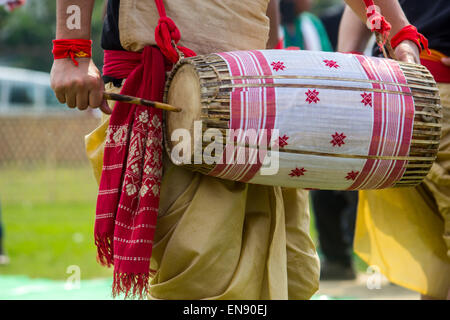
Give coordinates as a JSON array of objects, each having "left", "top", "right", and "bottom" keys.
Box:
[{"left": 164, "top": 50, "right": 441, "bottom": 190}]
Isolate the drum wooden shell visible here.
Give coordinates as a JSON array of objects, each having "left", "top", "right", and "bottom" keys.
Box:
[{"left": 164, "top": 50, "right": 442, "bottom": 190}]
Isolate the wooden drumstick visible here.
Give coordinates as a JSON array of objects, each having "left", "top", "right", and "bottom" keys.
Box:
[{"left": 103, "top": 92, "right": 182, "bottom": 112}]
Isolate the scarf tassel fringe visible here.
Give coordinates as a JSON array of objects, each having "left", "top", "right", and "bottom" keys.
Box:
[
  {"left": 95, "top": 235, "right": 114, "bottom": 267},
  {"left": 113, "top": 272, "right": 150, "bottom": 299}
]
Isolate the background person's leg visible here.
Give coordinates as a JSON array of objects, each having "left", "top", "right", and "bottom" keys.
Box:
[
  {"left": 311, "top": 190, "right": 356, "bottom": 280},
  {"left": 341, "top": 191, "right": 358, "bottom": 257},
  {"left": 0, "top": 200, "right": 10, "bottom": 265}
]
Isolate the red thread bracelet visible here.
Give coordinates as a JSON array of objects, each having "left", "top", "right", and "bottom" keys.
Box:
[
  {"left": 52, "top": 39, "right": 92, "bottom": 66},
  {"left": 390, "top": 25, "right": 431, "bottom": 55}
]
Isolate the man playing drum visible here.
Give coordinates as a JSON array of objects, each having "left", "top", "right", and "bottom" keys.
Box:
[{"left": 50, "top": 0, "right": 421, "bottom": 299}]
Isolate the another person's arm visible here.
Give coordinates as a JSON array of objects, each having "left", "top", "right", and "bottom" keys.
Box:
[
  {"left": 50, "top": 0, "right": 111, "bottom": 114},
  {"left": 266, "top": 0, "right": 281, "bottom": 49},
  {"left": 344, "top": 0, "right": 420, "bottom": 63}
]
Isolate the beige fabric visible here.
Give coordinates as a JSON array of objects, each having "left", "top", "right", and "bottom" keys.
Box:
[
  {"left": 118, "top": 0, "right": 270, "bottom": 54},
  {"left": 150, "top": 175, "right": 319, "bottom": 300},
  {"left": 355, "top": 83, "right": 450, "bottom": 299},
  {"left": 85, "top": 82, "right": 320, "bottom": 299},
  {"left": 423, "top": 83, "right": 450, "bottom": 254}
]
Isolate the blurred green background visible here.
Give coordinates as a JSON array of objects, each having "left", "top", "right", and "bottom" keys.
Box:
[{"left": 0, "top": 166, "right": 112, "bottom": 279}]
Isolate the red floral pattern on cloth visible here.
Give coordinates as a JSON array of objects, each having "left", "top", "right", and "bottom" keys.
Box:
[
  {"left": 361, "top": 92, "right": 372, "bottom": 107},
  {"left": 289, "top": 167, "right": 307, "bottom": 177},
  {"left": 122, "top": 111, "right": 163, "bottom": 202},
  {"left": 346, "top": 171, "right": 359, "bottom": 181},
  {"left": 278, "top": 134, "right": 289, "bottom": 148},
  {"left": 330, "top": 132, "right": 346, "bottom": 147},
  {"left": 271, "top": 61, "right": 286, "bottom": 71},
  {"left": 305, "top": 89, "right": 320, "bottom": 104},
  {"left": 323, "top": 59, "right": 340, "bottom": 69},
  {"left": 95, "top": 47, "right": 167, "bottom": 299}
]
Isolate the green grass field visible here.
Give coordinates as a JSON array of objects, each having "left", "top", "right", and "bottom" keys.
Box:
[
  {"left": 0, "top": 165, "right": 366, "bottom": 282},
  {"left": 0, "top": 165, "right": 112, "bottom": 280}
]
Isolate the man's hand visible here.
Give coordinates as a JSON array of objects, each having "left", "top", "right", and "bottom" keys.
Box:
[
  {"left": 343, "top": 1, "right": 421, "bottom": 64},
  {"left": 393, "top": 39, "right": 420, "bottom": 64},
  {"left": 50, "top": 58, "right": 112, "bottom": 114}
]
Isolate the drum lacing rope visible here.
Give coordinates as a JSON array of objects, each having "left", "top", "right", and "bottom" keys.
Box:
[{"left": 154, "top": 0, "right": 196, "bottom": 63}]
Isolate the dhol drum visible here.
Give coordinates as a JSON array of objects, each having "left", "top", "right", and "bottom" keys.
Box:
[{"left": 164, "top": 50, "right": 442, "bottom": 190}]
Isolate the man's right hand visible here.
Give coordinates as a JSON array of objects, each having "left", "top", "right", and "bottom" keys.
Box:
[
  {"left": 50, "top": 58, "right": 112, "bottom": 114},
  {"left": 393, "top": 39, "right": 421, "bottom": 64}
]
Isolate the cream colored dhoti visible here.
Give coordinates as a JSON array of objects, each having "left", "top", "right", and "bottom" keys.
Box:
[
  {"left": 355, "top": 83, "right": 450, "bottom": 299},
  {"left": 85, "top": 83, "right": 320, "bottom": 300}
]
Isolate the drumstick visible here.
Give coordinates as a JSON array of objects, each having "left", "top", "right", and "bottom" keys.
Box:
[{"left": 103, "top": 92, "right": 182, "bottom": 112}]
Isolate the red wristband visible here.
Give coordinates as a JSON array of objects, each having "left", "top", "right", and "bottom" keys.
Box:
[
  {"left": 52, "top": 39, "right": 92, "bottom": 66},
  {"left": 390, "top": 25, "right": 431, "bottom": 55}
]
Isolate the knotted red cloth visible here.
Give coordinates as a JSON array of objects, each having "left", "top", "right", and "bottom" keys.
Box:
[
  {"left": 96, "top": 47, "right": 165, "bottom": 299},
  {"left": 153, "top": 0, "right": 196, "bottom": 64},
  {"left": 363, "top": 0, "right": 391, "bottom": 48},
  {"left": 102, "top": 50, "right": 142, "bottom": 79},
  {"left": 390, "top": 25, "right": 431, "bottom": 55},
  {"left": 95, "top": 0, "right": 196, "bottom": 299},
  {"left": 52, "top": 39, "right": 92, "bottom": 66}
]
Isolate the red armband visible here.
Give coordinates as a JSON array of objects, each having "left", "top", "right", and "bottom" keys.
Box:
[
  {"left": 52, "top": 39, "right": 92, "bottom": 66},
  {"left": 390, "top": 25, "right": 431, "bottom": 55}
]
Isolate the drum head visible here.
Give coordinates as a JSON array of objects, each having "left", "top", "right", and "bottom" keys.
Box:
[{"left": 166, "top": 63, "right": 202, "bottom": 157}]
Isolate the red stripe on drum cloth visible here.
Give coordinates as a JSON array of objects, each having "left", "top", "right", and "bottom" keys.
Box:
[
  {"left": 209, "top": 51, "right": 276, "bottom": 182},
  {"left": 375, "top": 59, "right": 413, "bottom": 188},
  {"left": 209, "top": 51, "right": 249, "bottom": 180},
  {"left": 222, "top": 51, "right": 255, "bottom": 181},
  {"left": 375, "top": 59, "right": 414, "bottom": 189},
  {"left": 348, "top": 56, "right": 414, "bottom": 190},
  {"left": 209, "top": 51, "right": 243, "bottom": 179},
  {"left": 350, "top": 56, "right": 407, "bottom": 189},
  {"left": 371, "top": 60, "right": 404, "bottom": 189},
  {"left": 239, "top": 50, "right": 276, "bottom": 182},
  {"left": 219, "top": 51, "right": 259, "bottom": 181},
  {"left": 364, "top": 58, "right": 401, "bottom": 190}
]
